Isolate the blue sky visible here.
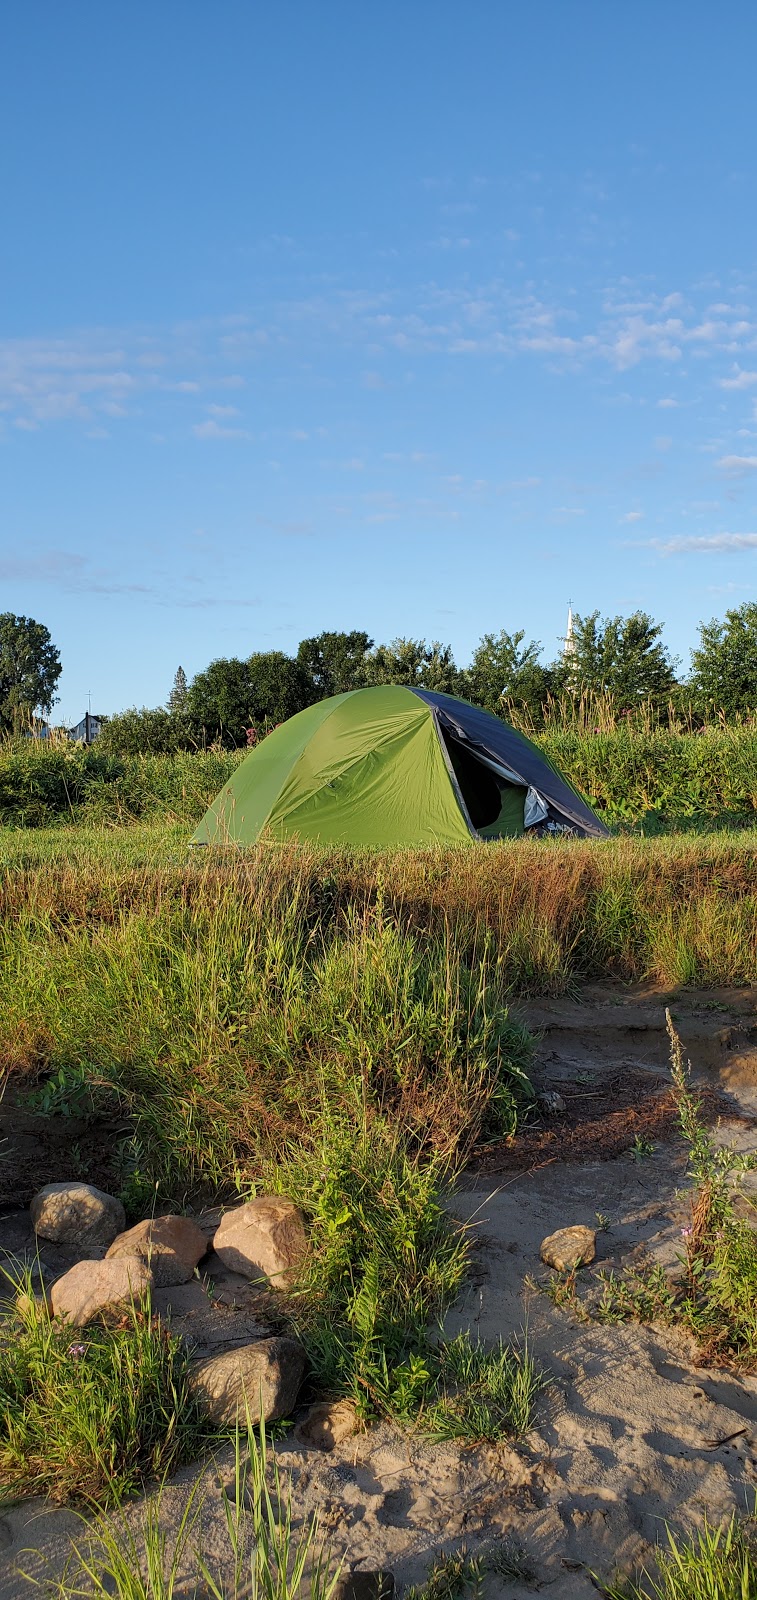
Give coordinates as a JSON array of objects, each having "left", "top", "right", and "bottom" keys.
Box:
[{"left": 2, "top": 3, "right": 757, "bottom": 720}]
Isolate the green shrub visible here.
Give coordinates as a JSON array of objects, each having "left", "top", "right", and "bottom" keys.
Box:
[{"left": 4, "top": 724, "right": 757, "bottom": 829}]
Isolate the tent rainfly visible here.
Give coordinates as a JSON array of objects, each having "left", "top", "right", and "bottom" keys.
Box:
[{"left": 191, "top": 685, "right": 608, "bottom": 849}]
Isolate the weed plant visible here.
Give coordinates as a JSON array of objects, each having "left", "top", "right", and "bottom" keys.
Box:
[
  {"left": 27, "top": 1416, "right": 343, "bottom": 1600},
  {"left": 0, "top": 1279, "right": 209, "bottom": 1505},
  {"left": 404, "top": 1538, "right": 535, "bottom": 1600},
  {"left": 595, "top": 1013, "right": 757, "bottom": 1365},
  {"left": 602, "top": 1509, "right": 757, "bottom": 1598}
]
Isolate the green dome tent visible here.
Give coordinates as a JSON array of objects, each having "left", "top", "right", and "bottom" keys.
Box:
[{"left": 191, "top": 685, "right": 608, "bottom": 848}]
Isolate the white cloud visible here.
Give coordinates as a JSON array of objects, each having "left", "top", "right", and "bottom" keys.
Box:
[
  {"left": 657, "top": 397, "right": 679, "bottom": 408},
  {"left": 718, "top": 366, "right": 757, "bottom": 390},
  {"left": 718, "top": 454, "right": 757, "bottom": 474},
  {"left": 621, "top": 510, "right": 644, "bottom": 523}
]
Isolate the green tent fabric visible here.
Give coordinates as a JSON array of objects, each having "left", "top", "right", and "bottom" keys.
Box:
[{"left": 191, "top": 684, "right": 608, "bottom": 848}]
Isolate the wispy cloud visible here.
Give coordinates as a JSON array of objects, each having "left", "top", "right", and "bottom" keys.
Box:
[
  {"left": 255, "top": 515, "right": 313, "bottom": 537},
  {"left": 4, "top": 270, "right": 757, "bottom": 439},
  {"left": 621, "top": 510, "right": 644, "bottom": 523},
  {"left": 646, "top": 532, "right": 757, "bottom": 554},
  {"left": 0, "top": 549, "right": 152, "bottom": 593},
  {"left": 192, "top": 419, "right": 251, "bottom": 440}
]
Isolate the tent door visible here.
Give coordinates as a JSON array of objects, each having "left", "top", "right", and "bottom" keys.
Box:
[{"left": 438, "top": 724, "right": 529, "bottom": 836}]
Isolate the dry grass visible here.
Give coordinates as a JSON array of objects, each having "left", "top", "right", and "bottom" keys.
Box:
[{"left": 2, "top": 828, "right": 757, "bottom": 997}]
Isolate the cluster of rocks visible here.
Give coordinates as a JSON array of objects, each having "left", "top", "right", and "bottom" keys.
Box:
[
  {"left": 10, "top": 1181, "right": 597, "bottom": 1437},
  {"left": 24, "top": 1181, "right": 319, "bottom": 1428}
]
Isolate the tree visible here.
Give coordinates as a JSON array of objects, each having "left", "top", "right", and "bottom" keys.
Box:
[
  {"left": 187, "top": 652, "right": 312, "bottom": 745},
  {"left": 296, "top": 631, "right": 373, "bottom": 699},
  {"left": 555, "top": 610, "right": 678, "bottom": 709},
  {"left": 690, "top": 602, "right": 757, "bottom": 716},
  {"left": 464, "top": 630, "right": 553, "bottom": 719},
  {"left": 0, "top": 612, "right": 61, "bottom": 732},
  {"left": 366, "top": 637, "right": 460, "bottom": 694},
  {"left": 245, "top": 651, "right": 313, "bottom": 726},
  {"left": 167, "top": 666, "right": 189, "bottom": 713}
]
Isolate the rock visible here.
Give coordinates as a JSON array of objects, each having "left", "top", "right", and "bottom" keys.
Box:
[
  {"left": 213, "top": 1199, "right": 307, "bottom": 1286},
  {"left": 106, "top": 1215, "right": 207, "bottom": 1287},
  {"left": 294, "top": 1398, "right": 359, "bottom": 1452},
  {"left": 333, "top": 1574, "right": 395, "bottom": 1600},
  {"left": 537, "top": 1089, "right": 566, "bottom": 1115},
  {"left": 30, "top": 1183, "right": 125, "bottom": 1248},
  {"left": 540, "top": 1225, "right": 596, "bottom": 1273},
  {"left": 191, "top": 1336, "right": 306, "bottom": 1425},
  {"left": 51, "top": 1258, "right": 153, "bottom": 1325}
]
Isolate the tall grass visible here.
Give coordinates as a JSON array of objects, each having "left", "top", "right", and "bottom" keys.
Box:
[
  {"left": 0, "top": 877, "right": 533, "bottom": 1197},
  {"left": 602, "top": 1510, "right": 757, "bottom": 1598},
  {"left": 2, "top": 831, "right": 757, "bottom": 1006},
  {"left": 0, "top": 1281, "right": 208, "bottom": 1505}
]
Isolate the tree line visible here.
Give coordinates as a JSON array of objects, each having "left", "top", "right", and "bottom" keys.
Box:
[
  {"left": 4, "top": 603, "right": 757, "bottom": 749},
  {"left": 100, "top": 603, "right": 757, "bottom": 752}
]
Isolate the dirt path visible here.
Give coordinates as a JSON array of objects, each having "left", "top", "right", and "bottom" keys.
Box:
[{"left": 3, "top": 984, "right": 757, "bottom": 1599}]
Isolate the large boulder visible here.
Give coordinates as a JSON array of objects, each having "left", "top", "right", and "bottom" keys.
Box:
[
  {"left": 213, "top": 1199, "right": 307, "bottom": 1286},
  {"left": 106, "top": 1215, "right": 207, "bottom": 1287},
  {"left": 51, "top": 1258, "right": 153, "bottom": 1326},
  {"left": 190, "top": 1336, "right": 305, "bottom": 1425},
  {"left": 31, "top": 1183, "right": 125, "bottom": 1248},
  {"left": 540, "top": 1225, "right": 596, "bottom": 1273}
]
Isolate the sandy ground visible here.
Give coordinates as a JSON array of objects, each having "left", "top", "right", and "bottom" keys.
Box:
[{"left": 3, "top": 984, "right": 757, "bottom": 1599}]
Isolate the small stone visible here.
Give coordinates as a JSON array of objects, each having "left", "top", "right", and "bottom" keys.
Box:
[
  {"left": 213, "top": 1199, "right": 307, "bottom": 1286},
  {"left": 191, "top": 1336, "right": 306, "bottom": 1425},
  {"left": 333, "top": 1574, "right": 395, "bottom": 1600},
  {"left": 51, "top": 1258, "right": 153, "bottom": 1325},
  {"left": 540, "top": 1225, "right": 596, "bottom": 1273},
  {"left": 106, "top": 1215, "right": 207, "bottom": 1287},
  {"left": 295, "top": 1399, "right": 359, "bottom": 1452},
  {"left": 537, "top": 1090, "right": 566, "bottom": 1115},
  {"left": 31, "top": 1183, "right": 125, "bottom": 1248}
]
